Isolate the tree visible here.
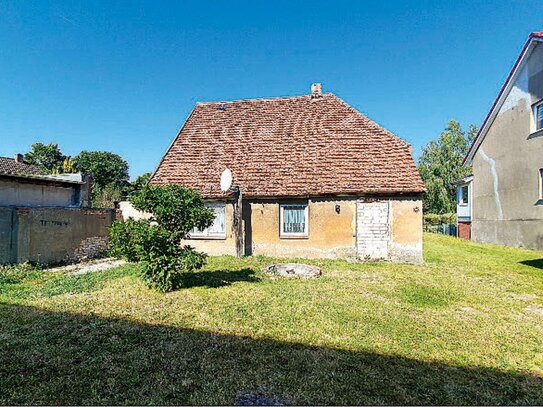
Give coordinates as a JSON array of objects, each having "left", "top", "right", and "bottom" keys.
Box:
[
  {"left": 93, "top": 183, "right": 123, "bottom": 208},
  {"left": 123, "top": 172, "right": 151, "bottom": 198},
  {"left": 73, "top": 151, "right": 129, "bottom": 201},
  {"left": 24, "top": 143, "right": 65, "bottom": 173},
  {"left": 418, "top": 120, "right": 477, "bottom": 214},
  {"left": 109, "top": 184, "right": 214, "bottom": 292}
]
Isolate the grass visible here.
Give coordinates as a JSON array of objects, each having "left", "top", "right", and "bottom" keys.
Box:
[{"left": 1, "top": 233, "right": 543, "bottom": 404}]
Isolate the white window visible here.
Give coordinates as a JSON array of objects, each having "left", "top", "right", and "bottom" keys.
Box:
[
  {"left": 534, "top": 101, "right": 543, "bottom": 131},
  {"left": 280, "top": 203, "right": 308, "bottom": 237},
  {"left": 459, "top": 185, "right": 469, "bottom": 205},
  {"left": 190, "top": 204, "right": 226, "bottom": 238},
  {"left": 539, "top": 169, "right": 543, "bottom": 200}
]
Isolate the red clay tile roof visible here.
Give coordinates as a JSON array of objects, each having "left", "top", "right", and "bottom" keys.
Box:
[
  {"left": 151, "top": 93, "right": 425, "bottom": 198},
  {"left": 0, "top": 157, "right": 48, "bottom": 177}
]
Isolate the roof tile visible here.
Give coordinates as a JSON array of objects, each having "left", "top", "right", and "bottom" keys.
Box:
[{"left": 151, "top": 93, "right": 425, "bottom": 198}]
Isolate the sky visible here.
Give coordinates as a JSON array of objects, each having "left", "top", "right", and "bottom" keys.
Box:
[{"left": 1, "top": 1, "right": 543, "bottom": 178}]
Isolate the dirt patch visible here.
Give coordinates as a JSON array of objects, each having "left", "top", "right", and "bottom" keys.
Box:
[{"left": 49, "top": 258, "right": 126, "bottom": 275}]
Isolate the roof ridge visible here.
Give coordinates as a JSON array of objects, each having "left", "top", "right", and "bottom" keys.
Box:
[{"left": 196, "top": 93, "right": 334, "bottom": 105}]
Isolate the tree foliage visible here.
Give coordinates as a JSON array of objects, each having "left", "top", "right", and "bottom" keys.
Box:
[
  {"left": 24, "top": 143, "right": 66, "bottom": 174},
  {"left": 73, "top": 151, "right": 129, "bottom": 191},
  {"left": 109, "top": 185, "right": 215, "bottom": 292},
  {"left": 124, "top": 172, "right": 151, "bottom": 198},
  {"left": 418, "top": 120, "right": 478, "bottom": 214}
]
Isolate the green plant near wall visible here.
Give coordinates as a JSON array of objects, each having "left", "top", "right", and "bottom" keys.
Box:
[{"left": 109, "top": 185, "right": 214, "bottom": 292}]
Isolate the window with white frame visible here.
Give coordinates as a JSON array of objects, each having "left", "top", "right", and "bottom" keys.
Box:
[
  {"left": 280, "top": 203, "right": 308, "bottom": 237},
  {"left": 539, "top": 169, "right": 543, "bottom": 200},
  {"left": 460, "top": 185, "right": 469, "bottom": 205},
  {"left": 190, "top": 204, "right": 226, "bottom": 238},
  {"left": 534, "top": 101, "right": 543, "bottom": 131}
]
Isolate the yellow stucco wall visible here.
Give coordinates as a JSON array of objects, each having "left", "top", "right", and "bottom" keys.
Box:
[
  {"left": 182, "top": 202, "right": 237, "bottom": 256},
  {"left": 181, "top": 196, "right": 422, "bottom": 262},
  {"left": 389, "top": 198, "right": 423, "bottom": 262},
  {"left": 249, "top": 198, "right": 357, "bottom": 259}
]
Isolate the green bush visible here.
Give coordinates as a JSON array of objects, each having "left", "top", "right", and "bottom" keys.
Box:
[
  {"left": 141, "top": 246, "right": 207, "bottom": 292},
  {"left": 423, "top": 212, "right": 457, "bottom": 227},
  {"left": 423, "top": 213, "right": 441, "bottom": 226},
  {"left": 109, "top": 185, "right": 214, "bottom": 292},
  {"left": 441, "top": 213, "right": 457, "bottom": 224}
]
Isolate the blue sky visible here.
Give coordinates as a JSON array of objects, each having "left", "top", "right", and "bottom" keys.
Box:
[{"left": 1, "top": 1, "right": 542, "bottom": 178}]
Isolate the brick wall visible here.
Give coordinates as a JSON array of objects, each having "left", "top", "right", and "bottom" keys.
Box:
[
  {"left": 458, "top": 221, "right": 471, "bottom": 240},
  {"left": 356, "top": 200, "right": 389, "bottom": 259}
]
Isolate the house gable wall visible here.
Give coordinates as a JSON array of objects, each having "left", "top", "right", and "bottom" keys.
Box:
[{"left": 472, "top": 42, "right": 543, "bottom": 249}]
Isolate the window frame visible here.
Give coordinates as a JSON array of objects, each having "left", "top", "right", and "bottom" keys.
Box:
[
  {"left": 539, "top": 169, "right": 543, "bottom": 201},
  {"left": 459, "top": 185, "right": 469, "bottom": 206},
  {"left": 533, "top": 100, "right": 543, "bottom": 132},
  {"left": 279, "top": 202, "right": 309, "bottom": 238},
  {"left": 189, "top": 203, "right": 227, "bottom": 239}
]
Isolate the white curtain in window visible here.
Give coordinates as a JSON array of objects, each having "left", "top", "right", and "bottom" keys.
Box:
[
  {"left": 283, "top": 205, "right": 306, "bottom": 234},
  {"left": 208, "top": 205, "right": 226, "bottom": 235},
  {"left": 191, "top": 204, "right": 225, "bottom": 236}
]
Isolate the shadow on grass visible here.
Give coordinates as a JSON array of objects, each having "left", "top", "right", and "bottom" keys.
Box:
[
  {"left": 1, "top": 302, "right": 542, "bottom": 405},
  {"left": 179, "top": 268, "right": 261, "bottom": 288},
  {"left": 519, "top": 259, "right": 543, "bottom": 270}
]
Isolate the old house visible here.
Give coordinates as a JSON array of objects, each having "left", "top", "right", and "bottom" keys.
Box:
[
  {"left": 150, "top": 84, "right": 426, "bottom": 262},
  {"left": 462, "top": 32, "right": 543, "bottom": 249},
  {"left": 0, "top": 154, "right": 91, "bottom": 208}
]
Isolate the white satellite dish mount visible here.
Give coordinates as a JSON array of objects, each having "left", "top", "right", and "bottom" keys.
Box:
[{"left": 220, "top": 168, "right": 233, "bottom": 192}]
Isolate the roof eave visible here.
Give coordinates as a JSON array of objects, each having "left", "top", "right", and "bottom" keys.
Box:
[
  {"left": 0, "top": 172, "right": 84, "bottom": 185},
  {"left": 464, "top": 34, "right": 543, "bottom": 166}
]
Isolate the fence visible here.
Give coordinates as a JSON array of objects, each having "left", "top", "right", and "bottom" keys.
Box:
[
  {"left": 0, "top": 206, "right": 116, "bottom": 265},
  {"left": 423, "top": 223, "right": 457, "bottom": 237}
]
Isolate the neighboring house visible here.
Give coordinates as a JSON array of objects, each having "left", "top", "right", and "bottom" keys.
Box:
[
  {"left": 454, "top": 174, "right": 473, "bottom": 240},
  {"left": 463, "top": 32, "right": 543, "bottom": 249},
  {"left": 0, "top": 154, "right": 91, "bottom": 208},
  {"left": 0, "top": 154, "right": 112, "bottom": 265},
  {"left": 150, "top": 84, "right": 426, "bottom": 262}
]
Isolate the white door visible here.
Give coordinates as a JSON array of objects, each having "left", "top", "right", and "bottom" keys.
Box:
[{"left": 356, "top": 200, "right": 390, "bottom": 260}]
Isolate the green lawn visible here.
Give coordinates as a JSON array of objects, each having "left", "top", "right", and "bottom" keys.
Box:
[{"left": 2, "top": 234, "right": 543, "bottom": 405}]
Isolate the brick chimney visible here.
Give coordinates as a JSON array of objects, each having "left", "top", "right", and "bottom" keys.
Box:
[
  {"left": 14, "top": 153, "right": 24, "bottom": 163},
  {"left": 311, "top": 83, "right": 322, "bottom": 98}
]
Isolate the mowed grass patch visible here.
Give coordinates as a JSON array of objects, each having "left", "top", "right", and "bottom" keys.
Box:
[{"left": 1, "top": 233, "right": 543, "bottom": 404}]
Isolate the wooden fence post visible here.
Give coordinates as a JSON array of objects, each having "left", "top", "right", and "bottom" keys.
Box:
[{"left": 233, "top": 187, "right": 244, "bottom": 258}]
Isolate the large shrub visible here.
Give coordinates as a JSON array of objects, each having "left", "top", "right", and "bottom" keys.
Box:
[{"left": 110, "top": 185, "right": 214, "bottom": 292}]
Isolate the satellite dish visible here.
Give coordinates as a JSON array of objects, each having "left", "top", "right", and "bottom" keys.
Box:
[{"left": 220, "top": 168, "right": 233, "bottom": 192}]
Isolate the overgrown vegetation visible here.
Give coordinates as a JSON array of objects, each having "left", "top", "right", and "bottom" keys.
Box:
[
  {"left": 109, "top": 184, "right": 214, "bottom": 291},
  {"left": 2, "top": 234, "right": 543, "bottom": 404}
]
